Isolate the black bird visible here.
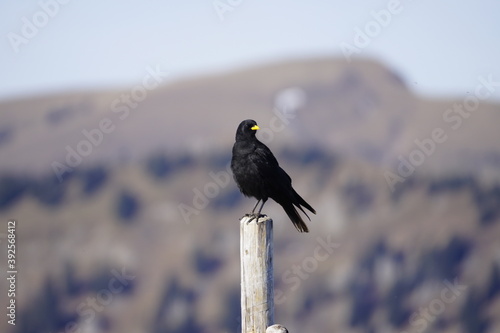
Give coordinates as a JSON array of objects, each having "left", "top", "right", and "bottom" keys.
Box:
[{"left": 231, "top": 119, "right": 316, "bottom": 232}]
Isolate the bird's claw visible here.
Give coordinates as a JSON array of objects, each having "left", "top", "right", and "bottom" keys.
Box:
[{"left": 242, "top": 213, "right": 267, "bottom": 224}]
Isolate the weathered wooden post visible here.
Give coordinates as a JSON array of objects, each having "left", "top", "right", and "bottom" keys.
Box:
[
  {"left": 266, "top": 324, "right": 289, "bottom": 333},
  {"left": 240, "top": 215, "right": 274, "bottom": 332}
]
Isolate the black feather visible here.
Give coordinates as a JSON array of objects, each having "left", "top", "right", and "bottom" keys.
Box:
[{"left": 231, "top": 119, "right": 316, "bottom": 233}]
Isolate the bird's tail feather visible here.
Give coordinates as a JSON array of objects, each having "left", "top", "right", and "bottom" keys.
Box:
[
  {"left": 282, "top": 202, "right": 309, "bottom": 233},
  {"left": 293, "top": 189, "right": 316, "bottom": 215}
]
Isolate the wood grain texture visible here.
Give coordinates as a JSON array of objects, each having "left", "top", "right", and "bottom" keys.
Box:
[{"left": 240, "top": 215, "right": 274, "bottom": 333}]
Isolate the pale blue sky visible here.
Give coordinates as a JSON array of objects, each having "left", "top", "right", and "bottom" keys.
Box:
[{"left": 1, "top": 0, "right": 499, "bottom": 101}]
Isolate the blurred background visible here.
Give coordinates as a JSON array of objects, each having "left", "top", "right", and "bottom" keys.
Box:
[{"left": 1, "top": 1, "right": 500, "bottom": 332}]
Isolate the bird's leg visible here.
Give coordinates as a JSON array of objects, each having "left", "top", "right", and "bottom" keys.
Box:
[
  {"left": 256, "top": 198, "right": 267, "bottom": 216},
  {"left": 246, "top": 198, "right": 268, "bottom": 224},
  {"left": 243, "top": 199, "right": 260, "bottom": 220},
  {"left": 251, "top": 199, "right": 261, "bottom": 214}
]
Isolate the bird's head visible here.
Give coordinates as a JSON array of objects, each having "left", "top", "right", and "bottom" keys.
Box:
[{"left": 235, "top": 119, "right": 260, "bottom": 141}]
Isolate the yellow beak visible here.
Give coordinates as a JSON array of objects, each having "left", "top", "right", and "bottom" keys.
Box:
[{"left": 251, "top": 125, "right": 260, "bottom": 131}]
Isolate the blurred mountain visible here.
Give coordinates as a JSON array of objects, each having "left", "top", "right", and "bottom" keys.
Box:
[
  {"left": 0, "top": 57, "right": 499, "bottom": 333},
  {"left": 1, "top": 57, "right": 499, "bottom": 178}
]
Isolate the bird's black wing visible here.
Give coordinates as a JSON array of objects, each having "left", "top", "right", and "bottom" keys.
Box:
[
  {"left": 253, "top": 141, "right": 315, "bottom": 232},
  {"left": 252, "top": 142, "right": 291, "bottom": 184}
]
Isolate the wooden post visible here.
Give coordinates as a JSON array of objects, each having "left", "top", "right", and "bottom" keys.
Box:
[
  {"left": 266, "top": 324, "right": 289, "bottom": 333},
  {"left": 240, "top": 215, "right": 274, "bottom": 332}
]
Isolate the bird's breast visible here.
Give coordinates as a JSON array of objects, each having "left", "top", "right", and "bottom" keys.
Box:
[{"left": 231, "top": 148, "right": 267, "bottom": 199}]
